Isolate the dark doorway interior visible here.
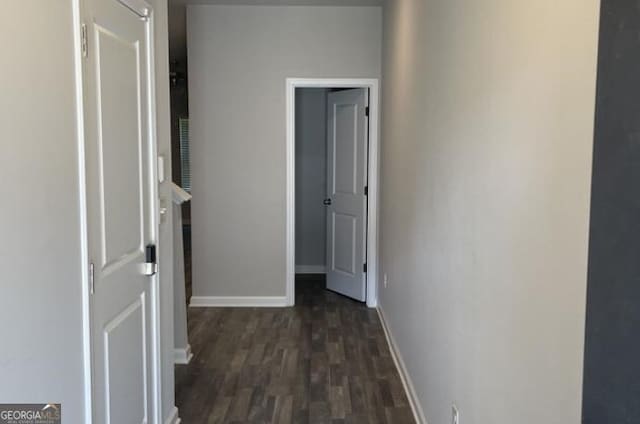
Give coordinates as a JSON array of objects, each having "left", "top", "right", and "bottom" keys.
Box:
[{"left": 582, "top": 0, "right": 640, "bottom": 421}]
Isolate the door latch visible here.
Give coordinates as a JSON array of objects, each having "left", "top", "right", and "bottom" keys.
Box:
[
  {"left": 141, "top": 244, "right": 157, "bottom": 276},
  {"left": 323, "top": 198, "right": 332, "bottom": 206}
]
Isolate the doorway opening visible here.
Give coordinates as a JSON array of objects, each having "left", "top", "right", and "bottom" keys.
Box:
[{"left": 286, "top": 78, "right": 380, "bottom": 308}]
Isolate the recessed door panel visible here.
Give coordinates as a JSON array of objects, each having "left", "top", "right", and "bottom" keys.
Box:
[
  {"left": 332, "top": 104, "right": 358, "bottom": 195},
  {"left": 331, "top": 212, "right": 357, "bottom": 275},
  {"left": 104, "top": 297, "right": 147, "bottom": 424},
  {"left": 96, "top": 26, "right": 144, "bottom": 269}
]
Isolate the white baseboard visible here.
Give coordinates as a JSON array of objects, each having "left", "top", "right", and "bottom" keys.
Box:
[
  {"left": 164, "top": 406, "right": 181, "bottom": 424},
  {"left": 295, "top": 265, "right": 326, "bottom": 274},
  {"left": 174, "top": 344, "right": 194, "bottom": 365},
  {"left": 190, "top": 296, "right": 288, "bottom": 307},
  {"left": 377, "top": 307, "right": 427, "bottom": 424}
]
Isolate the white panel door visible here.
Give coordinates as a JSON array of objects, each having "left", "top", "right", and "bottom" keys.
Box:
[
  {"left": 82, "top": 0, "right": 156, "bottom": 423},
  {"left": 326, "top": 88, "right": 368, "bottom": 302}
]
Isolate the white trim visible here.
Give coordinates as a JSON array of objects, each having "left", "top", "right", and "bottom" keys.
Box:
[
  {"left": 171, "top": 182, "right": 192, "bottom": 204},
  {"left": 190, "top": 296, "right": 288, "bottom": 307},
  {"left": 72, "top": 0, "right": 92, "bottom": 421},
  {"left": 286, "top": 78, "right": 380, "bottom": 308},
  {"left": 164, "top": 406, "right": 181, "bottom": 424},
  {"left": 295, "top": 265, "right": 326, "bottom": 274},
  {"left": 144, "top": 6, "right": 164, "bottom": 424},
  {"left": 377, "top": 307, "right": 427, "bottom": 424},
  {"left": 174, "top": 345, "right": 194, "bottom": 365}
]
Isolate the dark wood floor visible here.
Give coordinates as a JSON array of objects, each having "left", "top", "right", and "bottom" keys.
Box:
[{"left": 175, "top": 275, "right": 415, "bottom": 423}]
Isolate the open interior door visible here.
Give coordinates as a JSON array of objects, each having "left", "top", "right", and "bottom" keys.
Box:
[
  {"left": 82, "top": 0, "right": 158, "bottom": 422},
  {"left": 325, "top": 88, "right": 369, "bottom": 302}
]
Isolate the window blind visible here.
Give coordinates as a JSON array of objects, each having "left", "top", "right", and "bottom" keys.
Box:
[{"left": 179, "top": 118, "right": 191, "bottom": 193}]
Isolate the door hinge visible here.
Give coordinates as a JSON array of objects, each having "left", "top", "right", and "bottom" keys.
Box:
[
  {"left": 365, "top": 106, "right": 370, "bottom": 117},
  {"left": 81, "top": 23, "right": 88, "bottom": 58},
  {"left": 89, "top": 262, "right": 95, "bottom": 294},
  {"left": 364, "top": 186, "right": 368, "bottom": 196},
  {"left": 363, "top": 263, "right": 367, "bottom": 273}
]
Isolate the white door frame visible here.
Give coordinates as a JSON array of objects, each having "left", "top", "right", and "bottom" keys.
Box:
[
  {"left": 74, "top": 1, "right": 163, "bottom": 422},
  {"left": 285, "top": 78, "right": 380, "bottom": 308}
]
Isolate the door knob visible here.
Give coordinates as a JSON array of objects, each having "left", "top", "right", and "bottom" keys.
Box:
[{"left": 323, "top": 198, "right": 332, "bottom": 206}]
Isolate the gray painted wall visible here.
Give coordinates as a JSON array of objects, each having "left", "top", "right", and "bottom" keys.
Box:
[
  {"left": 187, "top": 5, "right": 381, "bottom": 297},
  {"left": 0, "top": 2, "right": 85, "bottom": 422},
  {"left": 173, "top": 203, "right": 190, "bottom": 351},
  {"left": 295, "top": 88, "right": 327, "bottom": 269},
  {"left": 379, "top": 0, "right": 600, "bottom": 423}
]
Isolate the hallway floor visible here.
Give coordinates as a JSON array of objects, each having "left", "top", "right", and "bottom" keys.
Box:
[{"left": 175, "top": 274, "right": 415, "bottom": 423}]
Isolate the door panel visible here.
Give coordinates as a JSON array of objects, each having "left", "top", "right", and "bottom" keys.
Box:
[
  {"left": 83, "top": 0, "right": 155, "bottom": 422},
  {"left": 326, "top": 89, "right": 368, "bottom": 302},
  {"left": 104, "top": 296, "right": 147, "bottom": 424},
  {"left": 96, "top": 24, "right": 144, "bottom": 269},
  {"left": 332, "top": 212, "right": 357, "bottom": 275},
  {"left": 333, "top": 104, "right": 358, "bottom": 195}
]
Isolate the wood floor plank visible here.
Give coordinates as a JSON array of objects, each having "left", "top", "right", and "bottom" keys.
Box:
[{"left": 175, "top": 275, "right": 415, "bottom": 423}]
